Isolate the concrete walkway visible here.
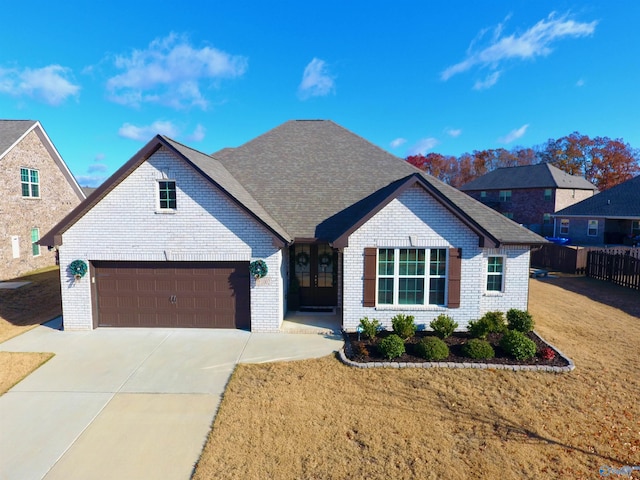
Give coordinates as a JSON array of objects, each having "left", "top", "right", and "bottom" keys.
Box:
[{"left": 0, "top": 319, "right": 343, "bottom": 480}]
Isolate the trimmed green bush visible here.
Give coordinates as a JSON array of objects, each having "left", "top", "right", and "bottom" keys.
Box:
[
  {"left": 358, "top": 317, "right": 381, "bottom": 340},
  {"left": 378, "top": 334, "right": 406, "bottom": 359},
  {"left": 467, "top": 311, "right": 507, "bottom": 339},
  {"left": 416, "top": 337, "right": 449, "bottom": 361},
  {"left": 507, "top": 308, "right": 534, "bottom": 333},
  {"left": 500, "top": 330, "right": 537, "bottom": 360},
  {"left": 391, "top": 314, "right": 416, "bottom": 340},
  {"left": 462, "top": 339, "right": 495, "bottom": 359},
  {"left": 430, "top": 314, "right": 458, "bottom": 339}
]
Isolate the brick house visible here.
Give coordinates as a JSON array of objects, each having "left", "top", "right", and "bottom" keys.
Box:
[
  {"left": 552, "top": 175, "right": 640, "bottom": 246},
  {"left": 0, "top": 120, "right": 84, "bottom": 280},
  {"left": 41, "top": 120, "right": 545, "bottom": 332},
  {"left": 460, "top": 163, "right": 597, "bottom": 237}
]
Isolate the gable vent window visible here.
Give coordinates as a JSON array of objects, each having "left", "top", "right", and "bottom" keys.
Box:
[
  {"left": 158, "top": 180, "right": 177, "bottom": 210},
  {"left": 21, "top": 168, "right": 40, "bottom": 198}
]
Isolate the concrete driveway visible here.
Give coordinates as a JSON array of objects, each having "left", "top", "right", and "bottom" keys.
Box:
[{"left": 0, "top": 318, "right": 343, "bottom": 480}]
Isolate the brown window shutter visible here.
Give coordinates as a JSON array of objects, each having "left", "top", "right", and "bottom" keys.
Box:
[
  {"left": 363, "top": 248, "right": 377, "bottom": 307},
  {"left": 448, "top": 248, "right": 462, "bottom": 308}
]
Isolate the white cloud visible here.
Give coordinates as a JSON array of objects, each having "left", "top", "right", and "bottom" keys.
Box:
[
  {"left": 118, "top": 120, "right": 180, "bottom": 141},
  {"left": 298, "top": 58, "right": 335, "bottom": 99},
  {"left": 445, "top": 128, "right": 462, "bottom": 138},
  {"left": 390, "top": 138, "right": 407, "bottom": 148},
  {"left": 498, "top": 124, "right": 529, "bottom": 144},
  {"left": 106, "top": 33, "right": 248, "bottom": 109},
  {"left": 87, "top": 163, "right": 108, "bottom": 173},
  {"left": 76, "top": 174, "right": 108, "bottom": 188},
  {"left": 187, "top": 124, "right": 206, "bottom": 142},
  {"left": 473, "top": 71, "right": 501, "bottom": 90},
  {"left": 407, "top": 137, "right": 439, "bottom": 155},
  {"left": 441, "top": 12, "right": 597, "bottom": 88},
  {"left": 0, "top": 65, "right": 80, "bottom": 105}
]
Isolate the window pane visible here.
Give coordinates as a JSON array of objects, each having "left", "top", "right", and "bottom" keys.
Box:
[
  {"left": 399, "top": 249, "right": 424, "bottom": 276},
  {"left": 22, "top": 183, "right": 30, "bottom": 197},
  {"left": 430, "top": 249, "right": 446, "bottom": 276},
  {"left": 378, "top": 278, "right": 394, "bottom": 304},
  {"left": 31, "top": 228, "right": 40, "bottom": 256},
  {"left": 398, "top": 278, "right": 424, "bottom": 305},
  {"left": 378, "top": 249, "right": 394, "bottom": 276},
  {"left": 487, "top": 274, "right": 503, "bottom": 291},
  {"left": 21, "top": 168, "right": 29, "bottom": 182},
  {"left": 159, "top": 181, "right": 176, "bottom": 209},
  {"left": 31, "top": 184, "right": 39, "bottom": 197},
  {"left": 30, "top": 170, "right": 39, "bottom": 183},
  {"left": 488, "top": 257, "right": 503, "bottom": 273},
  {"left": 429, "top": 278, "right": 445, "bottom": 305}
]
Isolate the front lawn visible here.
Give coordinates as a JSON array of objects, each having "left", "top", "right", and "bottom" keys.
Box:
[{"left": 193, "top": 277, "right": 640, "bottom": 479}]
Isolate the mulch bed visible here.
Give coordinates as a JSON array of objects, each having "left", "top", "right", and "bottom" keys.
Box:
[{"left": 343, "top": 330, "right": 570, "bottom": 367}]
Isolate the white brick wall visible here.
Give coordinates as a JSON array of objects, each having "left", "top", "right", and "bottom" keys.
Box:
[
  {"left": 58, "top": 147, "right": 283, "bottom": 332},
  {"left": 342, "top": 185, "right": 531, "bottom": 332}
]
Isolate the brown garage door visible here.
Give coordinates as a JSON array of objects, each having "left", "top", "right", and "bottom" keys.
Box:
[{"left": 93, "top": 261, "right": 250, "bottom": 329}]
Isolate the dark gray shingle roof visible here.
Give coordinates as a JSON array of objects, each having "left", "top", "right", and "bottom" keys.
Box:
[
  {"left": 555, "top": 175, "right": 640, "bottom": 218},
  {"left": 0, "top": 120, "right": 37, "bottom": 157},
  {"left": 214, "top": 120, "right": 544, "bottom": 245},
  {"left": 460, "top": 163, "right": 597, "bottom": 191}
]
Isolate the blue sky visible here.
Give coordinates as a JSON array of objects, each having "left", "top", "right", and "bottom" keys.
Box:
[{"left": 2, "top": 1, "right": 638, "bottom": 186}]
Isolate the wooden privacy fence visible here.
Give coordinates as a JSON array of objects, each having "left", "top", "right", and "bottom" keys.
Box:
[
  {"left": 530, "top": 244, "right": 590, "bottom": 274},
  {"left": 586, "top": 250, "right": 640, "bottom": 291}
]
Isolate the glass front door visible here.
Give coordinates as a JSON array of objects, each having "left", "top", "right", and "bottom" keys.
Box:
[{"left": 292, "top": 244, "right": 337, "bottom": 307}]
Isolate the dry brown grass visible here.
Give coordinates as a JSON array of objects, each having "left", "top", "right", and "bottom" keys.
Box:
[
  {"left": 0, "top": 267, "right": 60, "bottom": 395},
  {"left": 0, "top": 352, "right": 53, "bottom": 394},
  {"left": 194, "top": 277, "right": 640, "bottom": 480}
]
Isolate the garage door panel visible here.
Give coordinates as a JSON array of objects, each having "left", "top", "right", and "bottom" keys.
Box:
[{"left": 94, "top": 261, "right": 250, "bottom": 329}]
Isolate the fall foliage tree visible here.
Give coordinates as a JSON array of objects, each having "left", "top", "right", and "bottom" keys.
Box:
[{"left": 406, "top": 133, "right": 639, "bottom": 190}]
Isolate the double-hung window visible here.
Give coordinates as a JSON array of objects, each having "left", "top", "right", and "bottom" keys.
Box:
[
  {"left": 499, "top": 190, "right": 511, "bottom": 202},
  {"left": 31, "top": 228, "right": 40, "bottom": 257},
  {"left": 560, "top": 219, "right": 569, "bottom": 235},
  {"left": 486, "top": 256, "right": 504, "bottom": 292},
  {"left": 377, "top": 248, "right": 447, "bottom": 306},
  {"left": 158, "top": 180, "right": 177, "bottom": 210},
  {"left": 632, "top": 221, "right": 640, "bottom": 236},
  {"left": 21, "top": 168, "right": 40, "bottom": 198},
  {"left": 587, "top": 219, "right": 598, "bottom": 237}
]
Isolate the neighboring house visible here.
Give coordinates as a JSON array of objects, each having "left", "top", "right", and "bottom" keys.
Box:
[
  {"left": 0, "top": 120, "right": 85, "bottom": 280},
  {"left": 41, "top": 120, "right": 544, "bottom": 332},
  {"left": 460, "top": 163, "right": 597, "bottom": 236},
  {"left": 552, "top": 175, "right": 640, "bottom": 246}
]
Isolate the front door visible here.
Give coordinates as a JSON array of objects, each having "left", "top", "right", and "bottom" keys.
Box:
[{"left": 292, "top": 244, "right": 337, "bottom": 307}]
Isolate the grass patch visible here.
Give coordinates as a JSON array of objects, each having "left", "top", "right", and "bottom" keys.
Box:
[
  {"left": 0, "top": 267, "right": 60, "bottom": 394},
  {"left": 0, "top": 352, "right": 54, "bottom": 394},
  {"left": 193, "top": 277, "right": 640, "bottom": 479}
]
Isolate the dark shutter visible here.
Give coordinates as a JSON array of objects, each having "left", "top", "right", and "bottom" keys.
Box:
[
  {"left": 363, "top": 248, "right": 377, "bottom": 307},
  {"left": 448, "top": 248, "right": 462, "bottom": 308}
]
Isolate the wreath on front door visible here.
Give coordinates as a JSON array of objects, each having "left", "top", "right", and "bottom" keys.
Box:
[
  {"left": 295, "top": 251, "right": 310, "bottom": 268},
  {"left": 249, "top": 260, "right": 268, "bottom": 279},
  {"left": 318, "top": 252, "right": 333, "bottom": 268}
]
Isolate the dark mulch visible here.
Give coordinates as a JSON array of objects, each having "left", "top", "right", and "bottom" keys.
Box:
[{"left": 343, "top": 330, "right": 570, "bottom": 367}]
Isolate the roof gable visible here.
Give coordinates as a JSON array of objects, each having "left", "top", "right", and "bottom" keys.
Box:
[
  {"left": 460, "top": 163, "right": 597, "bottom": 191},
  {"left": 0, "top": 120, "right": 85, "bottom": 200},
  {"left": 40, "top": 136, "right": 291, "bottom": 247},
  {"left": 554, "top": 175, "right": 640, "bottom": 218}
]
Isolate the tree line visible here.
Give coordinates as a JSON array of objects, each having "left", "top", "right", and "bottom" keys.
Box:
[{"left": 406, "top": 132, "right": 640, "bottom": 190}]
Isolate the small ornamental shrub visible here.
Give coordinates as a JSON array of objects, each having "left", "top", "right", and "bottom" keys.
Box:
[
  {"left": 391, "top": 314, "right": 416, "bottom": 340},
  {"left": 462, "top": 339, "right": 495, "bottom": 359},
  {"left": 500, "top": 330, "right": 537, "bottom": 360},
  {"left": 539, "top": 346, "right": 556, "bottom": 360},
  {"left": 416, "top": 337, "right": 449, "bottom": 361},
  {"left": 430, "top": 314, "right": 458, "bottom": 339},
  {"left": 378, "top": 334, "right": 406, "bottom": 359},
  {"left": 468, "top": 311, "right": 507, "bottom": 339},
  {"left": 358, "top": 317, "right": 381, "bottom": 340},
  {"left": 352, "top": 341, "right": 369, "bottom": 357},
  {"left": 507, "top": 309, "right": 535, "bottom": 333}
]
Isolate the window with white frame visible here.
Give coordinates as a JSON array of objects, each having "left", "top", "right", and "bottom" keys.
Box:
[
  {"left": 499, "top": 190, "right": 511, "bottom": 202},
  {"left": 158, "top": 180, "right": 177, "bottom": 210},
  {"left": 587, "top": 219, "right": 598, "bottom": 237},
  {"left": 377, "top": 248, "right": 447, "bottom": 306},
  {"left": 31, "top": 228, "right": 40, "bottom": 257},
  {"left": 21, "top": 168, "right": 40, "bottom": 198},
  {"left": 632, "top": 221, "right": 640, "bottom": 236},
  {"left": 560, "top": 219, "right": 570, "bottom": 235},
  {"left": 486, "top": 256, "right": 504, "bottom": 292}
]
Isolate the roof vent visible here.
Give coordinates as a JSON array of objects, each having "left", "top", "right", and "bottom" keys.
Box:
[{"left": 607, "top": 199, "right": 611, "bottom": 205}]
